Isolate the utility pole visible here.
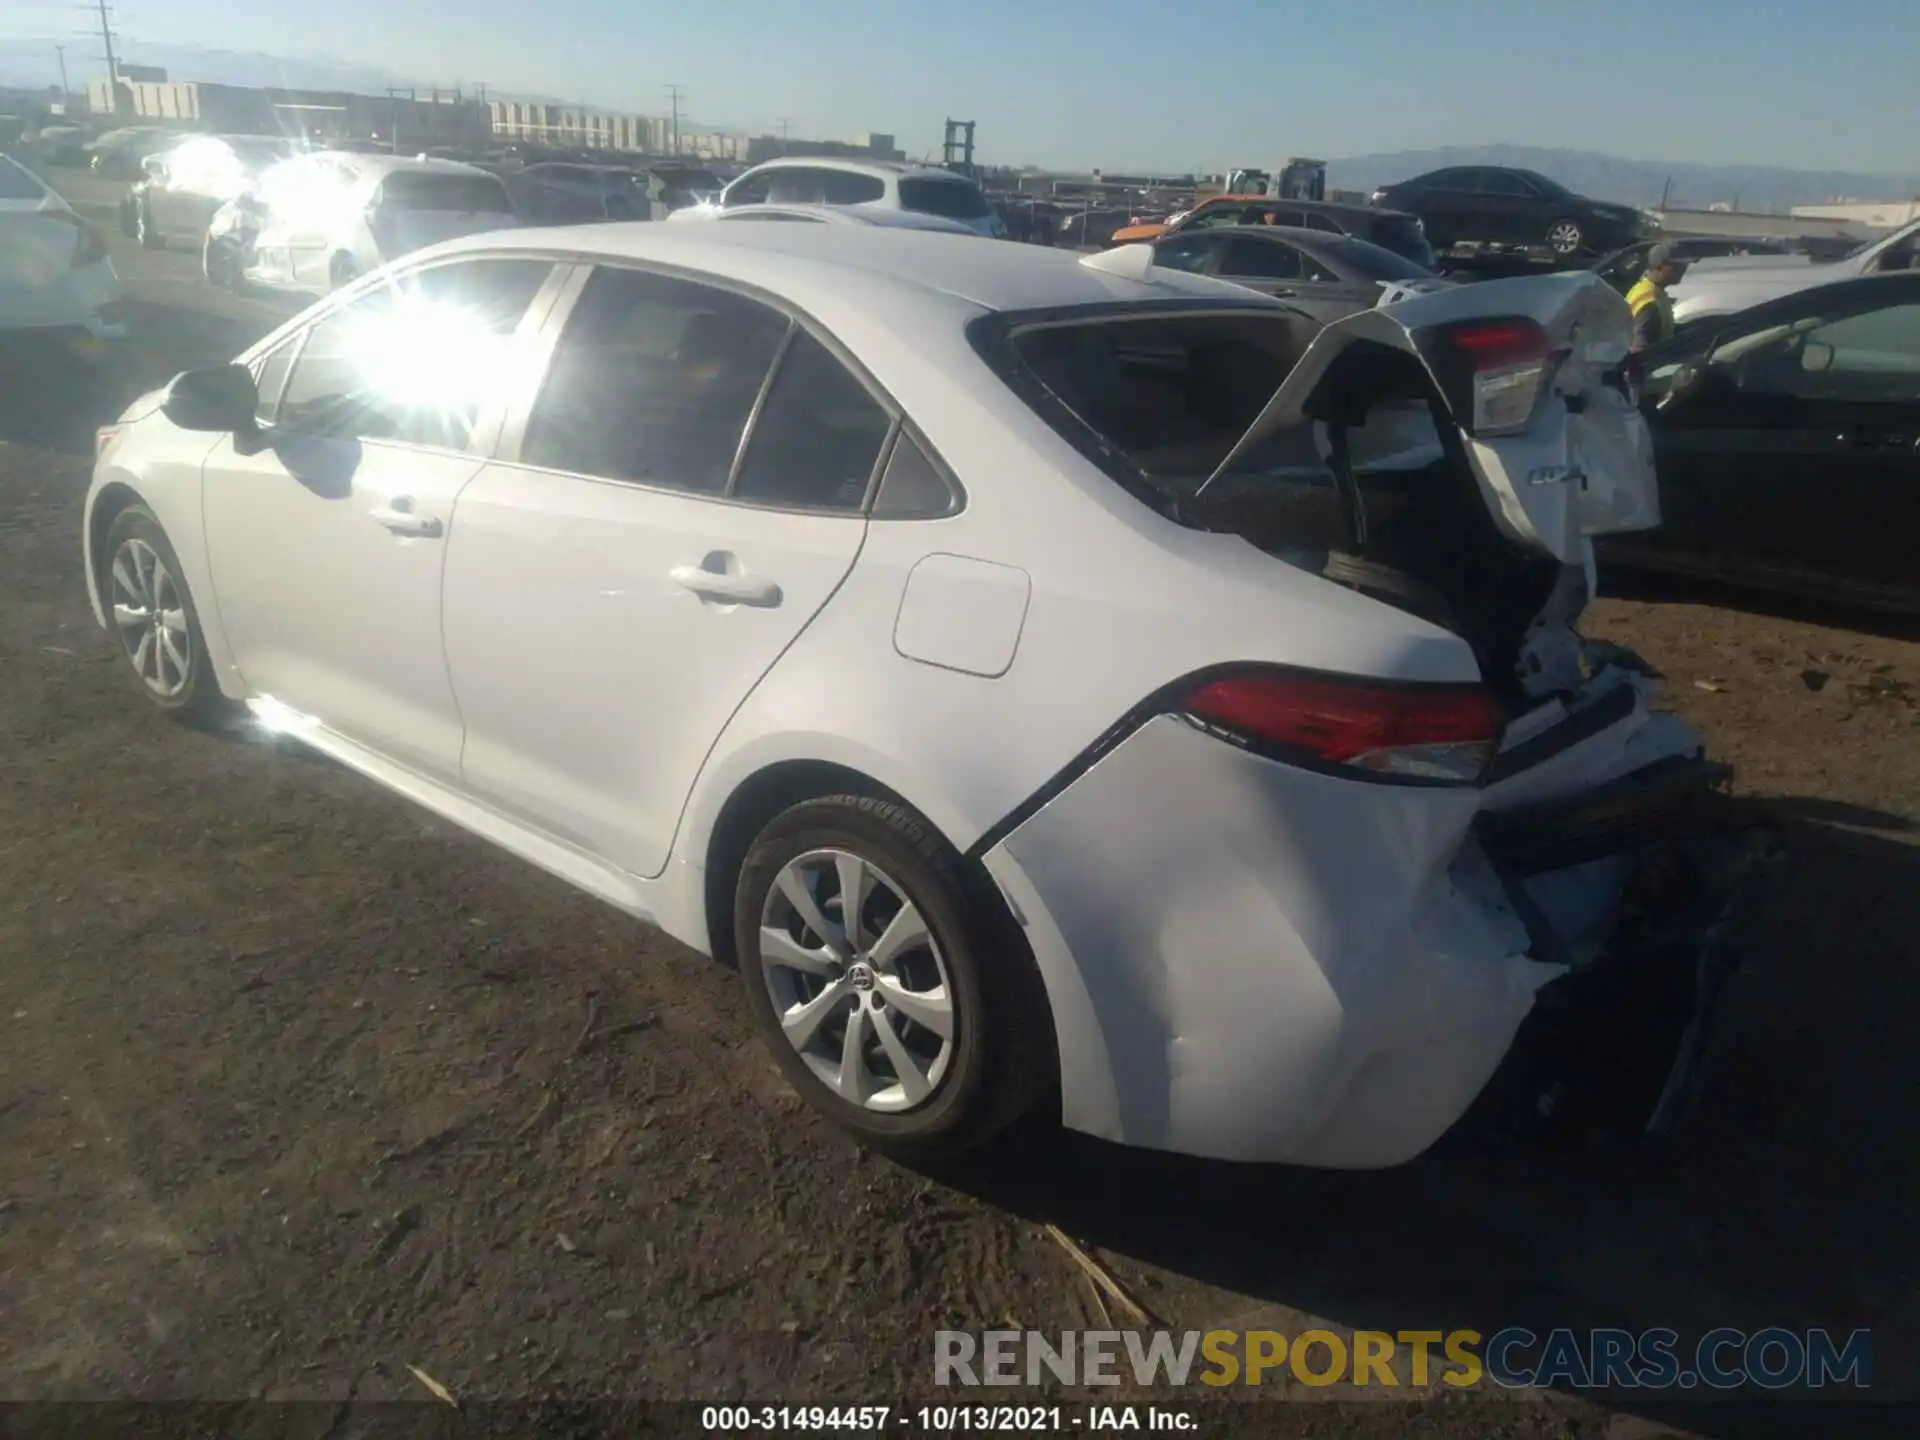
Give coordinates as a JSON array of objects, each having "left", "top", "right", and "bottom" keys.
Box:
[
  {"left": 90, "top": 0, "right": 120, "bottom": 114},
  {"left": 776, "top": 116, "right": 792, "bottom": 156},
  {"left": 54, "top": 43, "right": 71, "bottom": 102},
  {"left": 664, "top": 83, "right": 684, "bottom": 156}
]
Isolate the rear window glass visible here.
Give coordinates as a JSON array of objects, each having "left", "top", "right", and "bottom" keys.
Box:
[
  {"left": 1001, "top": 311, "right": 1319, "bottom": 498},
  {"left": 377, "top": 172, "right": 514, "bottom": 214},
  {"left": 1309, "top": 236, "right": 1435, "bottom": 281},
  {"left": 1366, "top": 216, "right": 1431, "bottom": 263},
  {"left": 899, "top": 176, "right": 991, "bottom": 220},
  {"left": 0, "top": 158, "right": 47, "bottom": 200}
]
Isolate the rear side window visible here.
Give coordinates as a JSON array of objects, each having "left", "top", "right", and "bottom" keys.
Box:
[
  {"left": 1219, "top": 237, "right": 1304, "bottom": 281},
  {"left": 1309, "top": 236, "right": 1434, "bottom": 281},
  {"left": 821, "top": 171, "right": 886, "bottom": 204},
  {"left": 0, "top": 157, "right": 49, "bottom": 200},
  {"left": 996, "top": 311, "right": 1316, "bottom": 495},
  {"left": 899, "top": 177, "right": 991, "bottom": 220},
  {"left": 520, "top": 267, "right": 790, "bottom": 492},
  {"left": 377, "top": 171, "right": 514, "bottom": 214},
  {"left": 731, "top": 331, "right": 894, "bottom": 510}
]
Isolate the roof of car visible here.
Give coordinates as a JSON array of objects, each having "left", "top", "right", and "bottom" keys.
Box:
[
  {"left": 709, "top": 203, "right": 978, "bottom": 232},
  {"left": 737, "top": 157, "right": 980, "bottom": 182},
  {"left": 316, "top": 151, "right": 497, "bottom": 178},
  {"left": 458, "top": 218, "right": 1271, "bottom": 317},
  {"left": 1164, "top": 223, "right": 1348, "bottom": 246},
  {"left": 1198, "top": 196, "right": 1411, "bottom": 224}
]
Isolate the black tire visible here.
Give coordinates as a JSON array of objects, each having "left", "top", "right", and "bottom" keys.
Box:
[
  {"left": 734, "top": 794, "right": 1054, "bottom": 1160},
  {"left": 1546, "top": 217, "right": 1585, "bottom": 258},
  {"left": 135, "top": 198, "right": 164, "bottom": 249},
  {"left": 101, "top": 505, "right": 231, "bottom": 723},
  {"left": 329, "top": 252, "right": 360, "bottom": 290}
]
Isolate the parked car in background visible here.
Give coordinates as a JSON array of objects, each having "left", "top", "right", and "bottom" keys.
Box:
[
  {"left": 83, "top": 222, "right": 1772, "bottom": 1165},
  {"left": 120, "top": 134, "right": 303, "bottom": 249},
  {"left": 29, "top": 124, "right": 92, "bottom": 167},
  {"left": 1369, "top": 166, "right": 1644, "bottom": 260},
  {"left": 202, "top": 152, "right": 518, "bottom": 295},
  {"left": 1590, "top": 236, "right": 1797, "bottom": 294},
  {"left": 719, "top": 158, "right": 1008, "bottom": 238},
  {"left": 1113, "top": 197, "right": 1436, "bottom": 268},
  {"left": 1602, "top": 271, "right": 1920, "bottom": 612},
  {"left": 1149, "top": 224, "right": 1449, "bottom": 323},
  {"left": 1054, "top": 208, "right": 1134, "bottom": 248},
  {"left": 0, "top": 154, "right": 125, "bottom": 362},
  {"left": 669, "top": 202, "right": 979, "bottom": 234},
  {"left": 88, "top": 126, "right": 186, "bottom": 179},
  {"left": 507, "top": 162, "right": 653, "bottom": 222},
  {"left": 1667, "top": 217, "right": 1920, "bottom": 330}
]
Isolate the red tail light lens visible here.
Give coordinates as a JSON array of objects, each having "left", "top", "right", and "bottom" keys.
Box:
[
  {"left": 1424, "top": 317, "right": 1565, "bottom": 438},
  {"left": 1179, "top": 668, "right": 1505, "bottom": 784}
]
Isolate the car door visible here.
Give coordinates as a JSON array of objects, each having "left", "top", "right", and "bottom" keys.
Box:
[
  {"left": 441, "top": 264, "right": 891, "bottom": 878},
  {"left": 1469, "top": 169, "right": 1538, "bottom": 245},
  {"left": 199, "top": 255, "right": 563, "bottom": 780},
  {"left": 1644, "top": 283, "right": 1920, "bottom": 600}
]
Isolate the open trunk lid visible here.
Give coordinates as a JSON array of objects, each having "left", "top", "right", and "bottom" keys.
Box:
[{"left": 1199, "top": 270, "right": 1660, "bottom": 564}]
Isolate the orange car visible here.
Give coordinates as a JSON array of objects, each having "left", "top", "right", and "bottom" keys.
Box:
[{"left": 1111, "top": 196, "right": 1437, "bottom": 270}]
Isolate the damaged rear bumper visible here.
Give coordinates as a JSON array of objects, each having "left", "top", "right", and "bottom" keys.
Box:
[{"left": 1460, "top": 761, "right": 1786, "bottom": 1145}]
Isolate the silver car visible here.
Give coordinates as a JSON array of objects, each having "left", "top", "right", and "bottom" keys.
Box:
[
  {"left": 1149, "top": 224, "right": 1450, "bottom": 325},
  {"left": 1669, "top": 217, "right": 1920, "bottom": 331}
]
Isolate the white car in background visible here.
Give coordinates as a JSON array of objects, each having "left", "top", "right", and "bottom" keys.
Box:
[
  {"left": 1669, "top": 216, "right": 1920, "bottom": 330},
  {"left": 718, "top": 157, "right": 1008, "bottom": 238},
  {"left": 203, "top": 152, "right": 519, "bottom": 295},
  {"left": 84, "top": 225, "right": 1773, "bottom": 1167},
  {"left": 0, "top": 154, "right": 125, "bottom": 359},
  {"left": 668, "top": 201, "right": 981, "bottom": 234}
]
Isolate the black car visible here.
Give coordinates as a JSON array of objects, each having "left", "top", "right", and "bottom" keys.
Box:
[
  {"left": 1599, "top": 271, "right": 1920, "bottom": 612},
  {"left": 1369, "top": 166, "right": 1643, "bottom": 261},
  {"left": 121, "top": 134, "right": 300, "bottom": 247},
  {"left": 1591, "top": 236, "right": 1797, "bottom": 294}
]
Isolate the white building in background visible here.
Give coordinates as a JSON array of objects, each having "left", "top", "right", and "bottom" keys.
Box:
[
  {"left": 486, "top": 101, "right": 748, "bottom": 159},
  {"left": 1790, "top": 198, "right": 1920, "bottom": 228}
]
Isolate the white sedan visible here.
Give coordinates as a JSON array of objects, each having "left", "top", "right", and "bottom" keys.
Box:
[
  {"left": 0, "top": 154, "right": 126, "bottom": 358},
  {"left": 668, "top": 201, "right": 981, "bottom": 235},
  {"left": 84, "top": 224, "right": 1774, "bottom": 1165}
]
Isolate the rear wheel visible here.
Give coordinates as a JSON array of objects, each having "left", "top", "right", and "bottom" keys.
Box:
[
  {"left": 734, "top": 795, "right": 1053, "bottom": 1159},
  {"left": 1546, "top": 218, "right": 1585, "bottom": 258},
  {"left": 328, "top": 251, "right": 360, "bottom": 290},
  {"left": 103, "top": 506, "right": 230, "bottom": 722}
]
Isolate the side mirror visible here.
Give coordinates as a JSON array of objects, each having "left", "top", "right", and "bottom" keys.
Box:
[
  {"left": 141, "top": 154, "right": 167, "bottom": 181},
  {"left": 163, "top": 364, "right": 258, "bottom": 435}
]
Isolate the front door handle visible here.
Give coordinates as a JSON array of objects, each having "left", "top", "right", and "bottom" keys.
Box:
[
  {"left": 670, "top": 562, "right": 782, "bottom": 608},
  {"left": 370, "top": 499, "right": 443, "bottom": 538}
]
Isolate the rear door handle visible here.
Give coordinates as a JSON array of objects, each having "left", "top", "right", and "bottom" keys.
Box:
[
  {"left": 670, "top": 564, "right": 782, "bottom": 607},
  {"left": 370, "top": 499, "right": 443, "bottom": 538}
]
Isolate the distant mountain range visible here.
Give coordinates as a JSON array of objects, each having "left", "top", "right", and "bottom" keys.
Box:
[
  {"left": 1327, "top": 145, "right": 1920, "bottom": 214},
  {"left": 6, "top": 41, "right": 1917, "bottom": 210}
]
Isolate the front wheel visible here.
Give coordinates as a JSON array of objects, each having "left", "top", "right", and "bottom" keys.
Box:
[
  {"left": 102, "top": 506, "right": 230, "bottom": 722},
  {"left": 328, "top": 251, "right": 360, "bottom": 290},
  {"left": 734, "top": 795, "right": 1054, "bottom": 1159},
  {"left": 1546, "top": 218, "right": 1585, "bottom": 258}
]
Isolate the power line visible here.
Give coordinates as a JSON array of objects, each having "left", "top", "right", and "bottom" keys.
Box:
[{"left": 664, "top": 83, "right": 684, "bottom": 156}]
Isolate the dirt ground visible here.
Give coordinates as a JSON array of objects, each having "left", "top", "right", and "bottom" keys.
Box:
[{"left": 0, "top": 186, "right": 1915, "bottom": 1437}]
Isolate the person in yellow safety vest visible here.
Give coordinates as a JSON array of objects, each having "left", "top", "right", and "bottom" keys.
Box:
[{"left": 1625, "top": 242, "right": 1684, "bottom": 351}]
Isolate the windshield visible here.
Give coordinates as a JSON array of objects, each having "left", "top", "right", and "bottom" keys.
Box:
[
  {"left": 377, "top": 171, "right": 514, "bottom": 213},
  {"left": 0, "top": 156, "right": 48, "bottom": 201},
  {"left": 660, "top": 168, "right": 722, "bottom": 191},
  {"left": 227, "top": 138, "right": 294, "bottom": 169},
  {"left": 899, "top": 176, "right": 992, "bottom": 220},
  {"left": 1367, "top": 214, "right": 1433, "bottom": 264},
  {"left": 1312, "top": 235, "right": 1435, "bottom": 281}
]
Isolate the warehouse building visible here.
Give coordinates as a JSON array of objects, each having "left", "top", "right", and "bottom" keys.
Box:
[{"left": 85, "top": 77, "right": 492, "bottom": 150}]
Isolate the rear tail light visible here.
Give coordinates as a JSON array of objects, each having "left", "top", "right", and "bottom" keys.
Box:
[
  {"left": 1177, "top": 667, "right": 1506, "bottom": 784},
  {"left": 1423, "top": 317, "right": 1566, "bottom": 437}
]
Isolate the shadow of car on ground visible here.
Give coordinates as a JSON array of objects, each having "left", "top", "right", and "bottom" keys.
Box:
[{"left": 923, "top": 812, "right": 1916, "bottom": 1436}]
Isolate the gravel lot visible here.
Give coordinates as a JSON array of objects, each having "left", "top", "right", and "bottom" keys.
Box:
[{"left": 1, "top": 170, "right": 1914, "bottom": 1437}]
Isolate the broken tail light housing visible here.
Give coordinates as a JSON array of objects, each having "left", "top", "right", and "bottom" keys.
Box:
[
  {"left": 1177, "top": 667, "right": 1506, "bottom": 785},
  {"left": 1423, "top": 317, "right": 1567, "bottom": 438}
]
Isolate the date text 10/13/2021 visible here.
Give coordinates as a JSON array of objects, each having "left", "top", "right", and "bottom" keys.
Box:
[{"left": 702, "top": 1407, "right": 1197, "bottom": 1431}]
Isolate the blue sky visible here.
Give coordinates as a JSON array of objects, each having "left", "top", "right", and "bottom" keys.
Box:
[{"left": 10, "top": 0, "right": 1919, "bottom": 172}]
